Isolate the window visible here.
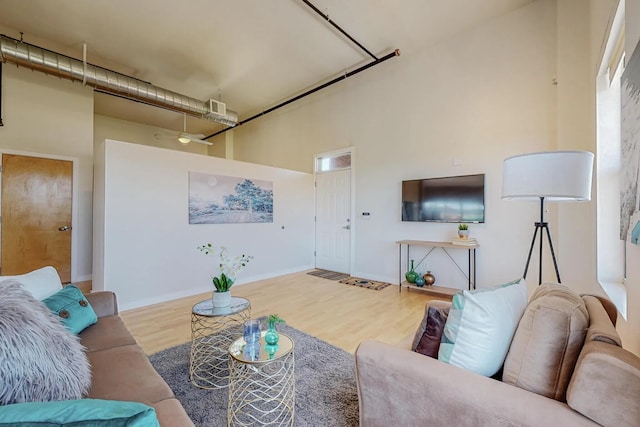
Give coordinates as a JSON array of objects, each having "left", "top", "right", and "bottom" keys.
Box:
[
  {"left": 315, "top": 153, "right": 351, "bottom": 173},
  {"left": 596, "top": 0, "right": 626, "bottom": 317}
]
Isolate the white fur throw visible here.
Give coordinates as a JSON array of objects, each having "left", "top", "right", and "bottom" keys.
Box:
[{"left": 0, "top": 281, "right": 91, "bottom": 405}]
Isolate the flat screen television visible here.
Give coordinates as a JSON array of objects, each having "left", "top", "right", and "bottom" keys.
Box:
[{"left": 402, "top": 174, "right": 485, "bottom": 223}]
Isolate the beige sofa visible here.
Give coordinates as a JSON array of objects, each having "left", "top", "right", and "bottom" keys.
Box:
[
  {"left": 82, "top": 291, "right": 194, "bottom": 426},
  {"left": 355, "top": 289, "right": 640, "bottom": 427}
]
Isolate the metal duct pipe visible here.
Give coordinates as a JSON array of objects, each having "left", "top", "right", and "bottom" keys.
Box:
[
  {"left": 301, "top": 0, "right": 377, "bottom": 60},
  {"left": 0, "top": 34, "right": 237, "bottom": 126}
]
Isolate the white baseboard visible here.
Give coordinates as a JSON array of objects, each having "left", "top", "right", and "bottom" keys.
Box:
[{"left": 118, "top": 264, "right": 316, "bottom": 312}]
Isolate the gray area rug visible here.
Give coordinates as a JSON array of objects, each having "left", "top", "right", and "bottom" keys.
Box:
[{"left": 149, "top": 324, "right": 359, "bottom": 426}]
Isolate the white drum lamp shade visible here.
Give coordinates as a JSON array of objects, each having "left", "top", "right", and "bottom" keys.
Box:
[
  {"left": 502, "top": 151, "right": 594, "bottom": 202},
  {"left": 501, "top": 150, "right": 594, "bottom": 285}
]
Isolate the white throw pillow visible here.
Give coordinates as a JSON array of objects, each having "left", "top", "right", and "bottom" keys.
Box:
[
  {"left": 438, "top": 278, "right": 528, "bottom": 377},
  {"left": 0, "top": 266, "right": 63, "bottom": 300}
]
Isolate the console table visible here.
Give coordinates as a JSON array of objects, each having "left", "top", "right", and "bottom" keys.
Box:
[{"left": 396, "top": 240, "right": 478, "bottom": 296}]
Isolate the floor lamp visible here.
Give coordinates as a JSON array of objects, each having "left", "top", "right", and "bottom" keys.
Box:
[{"left": 501, "top": 151, "right": 594, "bottom": 285}]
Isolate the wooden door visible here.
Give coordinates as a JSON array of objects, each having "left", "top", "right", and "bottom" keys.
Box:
[{"left": 1, "top": 154, "right": 72, "bottom": 282}]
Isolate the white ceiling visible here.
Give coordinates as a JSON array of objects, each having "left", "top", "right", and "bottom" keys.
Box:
[{"left": 0, "top": 0, "right": 535, "bottom": 136}]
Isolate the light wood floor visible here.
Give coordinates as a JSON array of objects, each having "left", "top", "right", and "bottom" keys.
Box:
[{"left": 120, "top": 271, "right": 450, "bottom": 355}]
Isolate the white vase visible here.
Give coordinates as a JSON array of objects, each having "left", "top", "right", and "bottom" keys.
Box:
[{"left": 212, "top": 290, "right": 231, "bottom": 307}]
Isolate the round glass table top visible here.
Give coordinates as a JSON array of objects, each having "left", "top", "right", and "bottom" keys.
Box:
[
  {"left": 229, "top": 332, "right": 293, "bottom": 364},
  {"left": 192, "top": 297, "right": 250, "bottom": 317}
]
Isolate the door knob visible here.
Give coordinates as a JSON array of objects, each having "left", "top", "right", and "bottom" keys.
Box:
[
  {"left": 58, "top": 226, "right": 70, "bottom": 231},
  {"left": 342, "top": 225, "right": 351, "bottom": 230}
]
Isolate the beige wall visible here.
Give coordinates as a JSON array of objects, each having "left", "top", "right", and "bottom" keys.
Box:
[
  {"left": 229, "top": 1, "right": 605, "bottom": 294},
  {"left": 94, "top": 115, "right": 208, "bottom": 155},
  {"left": 2, "top": 0, "right": 636, "bottom": 353},
  {"left": 0, "top": 66, "right": 94, "bottom": 281},
  {"left": 555, "top": 0, "right": 598, "bottom": 291}
]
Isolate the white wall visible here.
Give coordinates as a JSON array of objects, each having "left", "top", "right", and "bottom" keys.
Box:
[
  {"left": 229, "top": 1, "right": 577, "bottom": 293},
  {"left": 94, "top": 139, "right": 314, "bottom": 310},
  {"left": 0, "top": 65, "right": 94, "bottom": 281}
]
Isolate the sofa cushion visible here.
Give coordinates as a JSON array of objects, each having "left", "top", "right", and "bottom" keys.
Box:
[
  {"left": 566, "top": 340, "right": 640, "bottom": 427},
  {"left": 152, "top": 398, "right": 196, "bottom": 427},
  {"left": 43, "top": 285, "right": 98, "bottom": 334},
  {"left": 412, "top": 300, "right": 450, "bottom": 358},
  {"left": 503, "top": 283, "right": 588, "bottom": 401},
  {"left": 87, "top": 345, "right": 174, "bottom": 404},
  {"left": 84, "top": 291, "right": 119, "bottom": 317},
  {"left": 0, "top": 399, "right": 160, "bottom": 427},
  {"left": 438, "top": 278, "right": 527, "bottom": 377},
  {"left": 0, "top": 265, "right": 63, "bottom": 300},
  {"left": 79, "top": 315, "right": 137, "bottom": 352},
  {"left": 0, "top": 281, "right": 91, "bottom": 405}
]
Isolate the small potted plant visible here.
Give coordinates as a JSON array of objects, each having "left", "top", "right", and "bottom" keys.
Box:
[
  {"left": 197, "top": 244, "right": 253, "bottom": 307},
  {"left": 458, "top": 223, "right": 470, "bottom": 239}
]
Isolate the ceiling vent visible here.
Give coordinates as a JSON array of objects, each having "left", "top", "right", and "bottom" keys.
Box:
[{"left": 209, "top": 99, "right": 226, "bottom": 116}]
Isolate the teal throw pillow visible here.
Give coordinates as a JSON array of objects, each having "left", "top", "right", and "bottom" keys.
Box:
[
  {"left": 43, "top": 285, "right": 97, "bottom": 334},
  {"left": 0, "top": 399, "right": 160, "bottom": 427},
  {"left": 438, "top": 278, "right": 528, "bottom": 377}
]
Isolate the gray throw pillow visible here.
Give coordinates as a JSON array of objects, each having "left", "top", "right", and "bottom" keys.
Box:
[{"left": 0, "top": 281, "right": 91, "bottom": 405}]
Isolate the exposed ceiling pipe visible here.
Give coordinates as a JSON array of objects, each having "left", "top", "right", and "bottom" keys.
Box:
[
  {"left": 206, "top": 49, "right": 399, "bottom": 139},
  {"left": 204, "top": 0, "right": 400, "bottom": 139},
  {"left": 0, "top": 34, "right": 238, "bottom": 127},
  {"left": 301, "top": 0, "right": 377, "bottom": 60}
]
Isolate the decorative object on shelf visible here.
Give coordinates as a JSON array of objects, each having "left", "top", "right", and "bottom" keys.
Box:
[
  {"left": 458, "top": 223, "right": 470, "bottom": 239},
  {"left": 424, "top": 271, "right": 436, "bottom": 286},
  {"left": 396, "top": 240, "right": 478, "bottom": 293},
  {"left": 414, "top": 275, "right": 426, "bottom": 287},
  {"left": 405, "top": 259, "right": 419, "bottom": 283},
  {"left": 451, "top": 237, "right": 478, "bottom": 246},
  {"left": 502, "top": 151, "right": 594, "bottom": 284},
  {"left": 197, "top": 244, "right": 253, "bottom": 307},
  {"left": 265, "top": 314, "right": 285, "bottom": 346}
]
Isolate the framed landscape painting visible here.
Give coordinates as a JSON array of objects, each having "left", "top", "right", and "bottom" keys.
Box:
[
  {"left": 621, "top": 39, "right": 640, "bottom": 243},
  {"left": 189, "top": 172, "right": 273, "bottom": 224}
]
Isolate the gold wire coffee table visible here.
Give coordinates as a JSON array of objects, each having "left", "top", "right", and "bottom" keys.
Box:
[
  {"left": 189, "top": 297, "right": 251, "bottom": 389},
  {"left": 227, "top": 332, "right": 295, "bottom": 426}
]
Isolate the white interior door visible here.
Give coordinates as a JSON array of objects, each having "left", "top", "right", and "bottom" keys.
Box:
[{"left": 315, "top": 169, "right": 351, "bottom": 273}]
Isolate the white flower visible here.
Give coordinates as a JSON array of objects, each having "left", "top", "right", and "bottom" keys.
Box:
[{"left": 197, "top": 244, "right": 253, "bottom": 291}]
